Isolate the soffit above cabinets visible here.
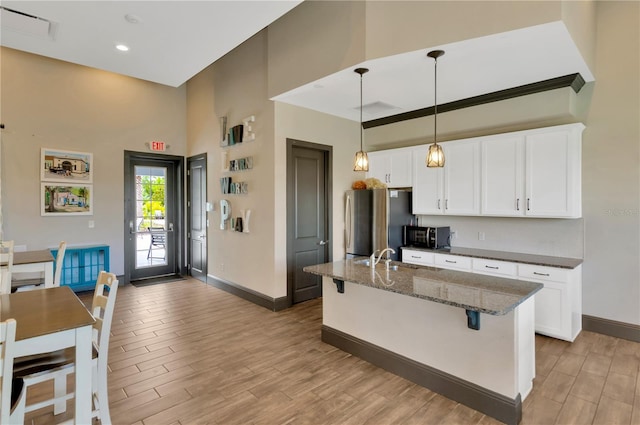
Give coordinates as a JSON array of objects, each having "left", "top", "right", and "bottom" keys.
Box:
[
  {"left": 271, "top": 21, "right": 595, "bottom": 124},
  {"left": 0, "top": 1, "right": 303, "bottom": 87}
]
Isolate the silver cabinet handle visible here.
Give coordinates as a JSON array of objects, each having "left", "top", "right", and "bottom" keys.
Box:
[
  {"left": 485, "top": 265, "right": 499, "bottom": 269},
  {"left": 516, "top": 198, "right": 520, "bottom": 211},
  {"left": 411, "top": 255, "right": 420, "bottom": 259},
  {"left": 446, "top": 199, "right": 449, "bottom": 210},
  {"left": 533, "top": 271, "right": 550, "bottom": 276},
  {"left": 527, "top": 198, "right": 531, "bottom": 211},
  {"left": 445, "top": 260, "right": 457, "bottom": 263},
  {"left": 438, "top": 199, "right": 441, "bottom": 210}
]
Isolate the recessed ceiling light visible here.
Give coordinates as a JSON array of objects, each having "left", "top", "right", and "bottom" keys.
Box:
[
  {"left": 124, "top": 14, "right": 141, "bottom": 24},
  {"left": 116, "top": 44, "right": 129, "bottom": 52}
]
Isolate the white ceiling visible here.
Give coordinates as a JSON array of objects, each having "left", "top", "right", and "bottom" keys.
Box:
[
  {"left": 0, "top": 0, "right": 303, "bottom": 87},
  {"left": 0, "top": 2, "right": 594, "bottom": 123}
]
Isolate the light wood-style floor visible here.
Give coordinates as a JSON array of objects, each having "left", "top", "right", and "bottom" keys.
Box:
[{"left": 25, "top": 278, "right": 640, "bottom": 424}]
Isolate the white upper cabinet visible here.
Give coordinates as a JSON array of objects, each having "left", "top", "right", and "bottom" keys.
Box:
[
  {"left": 481, "top": 123, "right": 584, "bottom": 218},
  {"left": 412, "top": 146, "right": 444, "bottom": 214},
  {"left": 524, "top": 125, "right": 583, "bottom": 218},
  {"left": 443, "top": 140, "right": 481, "bottom": 215},
  {"left": 413, "top": 140, "right": 480, "bottom": 215},
  {"left": 481, "top": 136, "right": 526, "bottom": 216},
  {"left": 367, "top": 148, "right": 413, "bottom": 188}
]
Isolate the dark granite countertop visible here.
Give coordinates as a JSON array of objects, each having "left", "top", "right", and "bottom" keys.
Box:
[
  {"left": 401, "top": 246, "right": 583, "bottom": 269},
  {"left": 304, "top": 259, "right": 543, "bottom": 316}
]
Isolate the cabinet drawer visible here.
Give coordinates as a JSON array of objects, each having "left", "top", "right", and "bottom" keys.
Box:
[
  {"left": 435, "top": 254, "right": 471, "bottom": 271},
  {"left": 472, "top": 258, "right": 517, "bottom": 277},
  {"left": 402, "top": 249, "right": 434, "bottom": 266},
  {"left": 518, "top": 264, "right": 569, "bottom": 283}
]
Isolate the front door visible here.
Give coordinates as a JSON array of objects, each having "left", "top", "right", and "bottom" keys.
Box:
[
  {"left": 286, "top": 140, "right": 332, "bottom": 304},
  {"left": 124, "top": 151, "right": 184, "bottom": 283},
  {"left": 187, "top": 154, "right": 207, "bottom": 282}
]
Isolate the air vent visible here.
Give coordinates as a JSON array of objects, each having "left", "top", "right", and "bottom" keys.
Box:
[
  {"left": 355, "top": 101, "right": 400, "bottom": 116},
  {"left": 0, "top": 6, "right": 54, "bottom": 39}
]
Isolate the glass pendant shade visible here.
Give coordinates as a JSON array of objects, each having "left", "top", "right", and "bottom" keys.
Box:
[
  {"left": 426, "top": 143, "right": 445, "bottom": 167},
  {"left": 354, "top": 150, "right": 369, "bottom": 171}
]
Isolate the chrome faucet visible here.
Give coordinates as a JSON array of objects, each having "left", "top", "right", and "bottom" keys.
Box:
[{"left": 370, "top": 248, "right": 396, "bottom": 269}]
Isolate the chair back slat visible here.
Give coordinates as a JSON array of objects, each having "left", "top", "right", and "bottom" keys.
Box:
[
  {"left": 53, "top": 241, "right": 67, "bottom": 287},
  {"left": 0, "top": 241, "right": 15, "bottom": 295},
  {"left": 0, "top": 318, "right": 18, "bottom": 422},
  {"left": 91, "top": 272, "right": 119, "bottom": 359}
]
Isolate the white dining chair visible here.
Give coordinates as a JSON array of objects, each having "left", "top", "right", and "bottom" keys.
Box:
[
  {"left": 12, "top": 241, "right": 66, "bottom": 291},
  {"left": 14, "top": 271, "right": 119, "bottom": 423},
  {"left": 0, "top": 318, "right": 27, "bottom": 424},
  {"left": 0, "top": 240, "right": 15, "bottom": 295}
]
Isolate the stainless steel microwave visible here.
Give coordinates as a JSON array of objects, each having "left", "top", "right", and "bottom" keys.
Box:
[{"left": 403, "top": 225, "right": 450, "bottom": 249}]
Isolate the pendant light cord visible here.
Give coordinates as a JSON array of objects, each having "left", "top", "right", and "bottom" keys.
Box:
[
  {"left": 360, "top": 72, "right": 363, "bottom": 150},
  {"left": 433, "top": 55, "right": 438, "bottom": 145}
]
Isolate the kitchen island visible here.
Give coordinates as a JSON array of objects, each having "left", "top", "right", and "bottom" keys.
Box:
[{"left": 304, "top": 259, "right": 543, "bottom": 425}]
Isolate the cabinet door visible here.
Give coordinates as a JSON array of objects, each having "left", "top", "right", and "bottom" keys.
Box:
[
  {"left": 366, "top": 151, "right": 389, "bottom": 183},
  {"left": 533, "top": 281, "right": 570, "bottom": 340},
  {"left": 443, "top": 140, "right": 480, "bottom": 215},
  {"left": 519, "top": 263, "right": 572, "bottom": 341},
  {"left": 525, "top": 128, "right": 581, "bottom": 217},
  {"left": 412, "top": 146, "right": 444, "bottom": 215},
  {"left": 481, "top": 136, "right": 525, "bottom": 216},
  {"left": 388, "top": 149, "right": 412, "bottom": 188}
]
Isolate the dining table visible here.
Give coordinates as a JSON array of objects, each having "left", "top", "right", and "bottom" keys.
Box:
[
  {"left": 0, "top": 285, "right": 95, "bottom": 423},
  {"left": 13, "top": 249, "right": 55, "bottom": 287}
]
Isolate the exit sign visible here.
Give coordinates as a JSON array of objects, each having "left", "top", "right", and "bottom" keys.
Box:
[{"left": 150, "top": 141, "right": 166, "bottom": 152}]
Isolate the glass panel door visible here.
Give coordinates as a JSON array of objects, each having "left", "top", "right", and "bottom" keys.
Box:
[{"left": 125, "top": 154, "right": 179, "bottom": 282}]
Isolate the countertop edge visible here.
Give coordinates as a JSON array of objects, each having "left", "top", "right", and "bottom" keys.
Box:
[{"left": 305, "top": 261, "right": 543, "bottom": 316}]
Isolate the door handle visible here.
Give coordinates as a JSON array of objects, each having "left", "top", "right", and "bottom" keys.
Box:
[{"left": 318, "top": 240, "right": 329, "bottom": 246}]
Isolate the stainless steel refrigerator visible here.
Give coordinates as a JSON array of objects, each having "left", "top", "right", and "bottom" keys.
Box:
[{"left": 345, "top": 188, "right": 413, "bottom": 261}]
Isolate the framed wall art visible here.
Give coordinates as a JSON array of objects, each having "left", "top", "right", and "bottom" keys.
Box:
[
  {"left": 41, "top": 148, "right": 93, "bottom": 183},
  {"left": 41, "top": 184, "right": 93, "bottom": 216}
]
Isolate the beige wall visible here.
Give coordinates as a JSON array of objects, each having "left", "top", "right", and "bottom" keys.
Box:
[
  {"left": 582, "top": 1, "right": 639, "bottom": 324},
  {"left": 267, "top": 1, "right": 366, "bottom": 99},
  {"left": 0, "top": 47, "right": 186, "bottom": 275},
  {"left": 365, "top": 1, "right": 561, "bottom": 61},
  {"left": 187, "top": 31, "right": 277, "bottom": 296}
]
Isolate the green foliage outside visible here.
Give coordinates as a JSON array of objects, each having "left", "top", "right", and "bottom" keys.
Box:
[{"left": 139, "top": 176, "right": 166, "bottom": 228}]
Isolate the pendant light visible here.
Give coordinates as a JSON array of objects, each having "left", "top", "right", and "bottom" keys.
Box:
[
  {"left": 426, "top": 50, "right": 445, "bottom": 168},
  {"left": 353, "top": 67, "right": 369, "bottom": 171}
]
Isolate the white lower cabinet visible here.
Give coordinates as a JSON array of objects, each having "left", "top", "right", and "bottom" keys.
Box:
[
  {"left": 401, "top": 249, "right": 434, "bottom": 266},
  {"left": 472, "top": 258, "right": 517, "bottom": 277},
  {"left": 434, "top": 253, "right": 472, "bottom": 271},
  {"left": 517, "top": 264, "right": 582, "bottom": 342},
  {"left": 403, "top": 251, "right": 582, "bottom": 342}
]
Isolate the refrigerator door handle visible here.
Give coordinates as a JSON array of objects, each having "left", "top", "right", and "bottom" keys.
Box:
[{"left": 345, "top": 195, "right": 352, "bottom": 249}]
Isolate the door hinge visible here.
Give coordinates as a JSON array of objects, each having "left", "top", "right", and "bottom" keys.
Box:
[
  {"left": 187, "top": 232, "right": 191, "bottom": 238},
  {"left": 187, "top": 170, "right": 190, "bottom": 175},
  {"left": 187, "top": 201, "right": 191, "bottom": 207},
  {"left": 187, "top": 264, "right": 191, "bottom": 269}
]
